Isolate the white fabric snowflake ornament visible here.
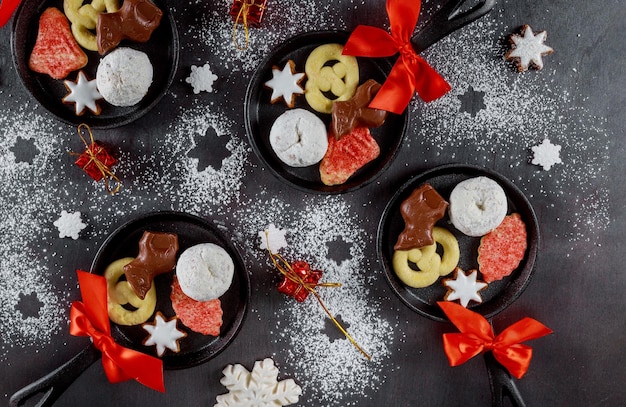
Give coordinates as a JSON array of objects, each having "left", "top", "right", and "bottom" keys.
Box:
[
  {"left": 258, "top": 223, "right": 288, "bottom": 253},
  {"left": 505, "top": 25, "right": 553, "bottom": 72},
  {"left": 214, "top": 358, "right": 302, "bottom": 407},
  {"left": 53, "top": 210, "right": 87, "bottom": 239},
  {"left": 186, "top": 63, "right": 218, "bottom": 94},
  {"left": 531, "top": 138, "right": 562, "bottom": 170}
]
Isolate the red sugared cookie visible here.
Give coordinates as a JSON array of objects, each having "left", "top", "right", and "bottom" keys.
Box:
[
  {"left": 171, "top": 277, "right": 223, "bottom": 336},
  {"left": 477, "top": 213, "right": 527, "bottom": 283},
  {"left": 319, "top": 127, "right": 380, "bottom": 186},
  {"left": 28, "top": 7, "right": 87, "bottom": 80}
]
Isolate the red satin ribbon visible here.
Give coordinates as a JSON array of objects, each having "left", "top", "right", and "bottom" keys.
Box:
[
  {"left": 0, "top": 0, "right": 21, "bottom": 28},
  {"left": 342, "top": 0, "right": 451, "bottom": 114},
  {"left": 70, "top": 270, "right": 165, "bottom": 392},
  {"left": 439, "top": 301, "right": 552, "bottom": 379}
]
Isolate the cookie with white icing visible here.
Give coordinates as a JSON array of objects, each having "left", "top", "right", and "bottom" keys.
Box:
[
  {"left": 269, "top": 108, "right": 328, "bottom": 167},
  {"left": 264, "top": 60, "right": 305, "bottom": 107},
  {"left": 142, "top": 311, "right": 186, "bottom": 356},
  {"left": 62, "top": 70, "right": 103, "bottom": 115},
  {"left": 505, "top": 25, "right": 553, "bottom": 72},
  {"left": 443, "top": 267, "right": 488, "bottom": 307}
]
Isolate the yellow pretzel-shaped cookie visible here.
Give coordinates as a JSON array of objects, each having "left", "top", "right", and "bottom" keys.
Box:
[
  {"left": 64, "top": 0, "right": 120, "bottom": 51},
  {"left": 392, "top": 227, "right": 460, "bottom": 288},
  {"left": 104, "top": 257, "right": 156, "bottom": 326},
  {"left": 304, "top": 43, "right": 359, "bottom": 114}
]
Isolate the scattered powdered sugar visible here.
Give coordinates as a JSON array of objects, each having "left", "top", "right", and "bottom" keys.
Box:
[
  {"left": 411, "top": 13, "right": 610, "bottom": 244},
  {"left": 232, "top": 195, "right": 394, "bottom": 406}
]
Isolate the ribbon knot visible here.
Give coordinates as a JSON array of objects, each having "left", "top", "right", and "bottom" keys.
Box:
[
  {"left": 342, "top": 0, "right": 451, "bottom": 114},
  {"left": 70, "top": 270, "right": 165, "bottom": 392},
  {"left": 438, "top": 301, "right": 552, "bottom": 379}
]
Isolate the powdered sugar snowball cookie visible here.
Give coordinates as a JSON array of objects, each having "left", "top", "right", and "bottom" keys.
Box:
[
  {"left": 505, "top": 25, "right": 554, "bottom": 72},
  {"left": 186, "top": 63, "right": 218, "bottom": 94},
  {"left": 176, "top": 243, "right": 234, "bottom": 301},
  {"left": 448, "top": 176, "right": 507, "bottom": 237},
  {"left": 53, "top": 210, "right": 87, "bottom": 239},
  {"left": 269, "top": 108, "right": 328, "bottom": 167},
  {"left": 263, "top": 60, "right": 305, "bottom": 107},
  {"left": 531, "top": 138, "right": 562, "bottom": 170},
  {"left": 62, "top": 70, "right": 102, "bottom": 115},
  {"left": 96, "top": 47, "right": 153, "bottom": 107}
]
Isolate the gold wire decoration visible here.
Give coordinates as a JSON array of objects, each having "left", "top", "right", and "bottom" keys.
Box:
[
  {"left": 231, "top": 0, "right": 266, "bottom": 50},
  {"left": 266, "top": 232, "right": 372, "bottom": 360},
  {"left": 71, "top": 123, "right": 121, "bottom": 195}
]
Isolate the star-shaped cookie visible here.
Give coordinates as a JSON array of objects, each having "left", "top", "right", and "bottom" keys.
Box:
[
  {"left": 62, "top": 71, "right": 102, "bottom": 115},
  {"left": 264, "top": 60, "right": 305, "bottom": 107},
  {"left": 505, "top": 25, "right": 554, "bottom": 72},
  {"left": 142, "top": 312, "right": 186, "bottom": 356},
  {"left": 443, "top": 268, "right": 488, "bottom": 307}
]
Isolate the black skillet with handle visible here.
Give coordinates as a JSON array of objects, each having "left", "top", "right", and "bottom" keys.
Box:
[{"left": 9, "top": 212, "right": 250, "bottom": 407}]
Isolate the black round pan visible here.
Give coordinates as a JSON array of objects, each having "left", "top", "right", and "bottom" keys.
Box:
[
  {"left": 11, "top": 0, "right": 179, "bottom": 129},
  {"left": 377, "top": 164, "right": 539, "bottom": 322},
  {"left": 245, "top": 30, "right": 409, "bottom": 194},
  {"left": 10, "top": 212, "right": 250, "bottom": 406}
]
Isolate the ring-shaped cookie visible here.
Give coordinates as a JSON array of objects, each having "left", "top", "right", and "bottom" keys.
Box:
[
  {"left": 304, "top": 43, "right": 359, "bottom": 114},
  {"left": 430, "top": 227, "right": 460, "bottom": 277},
  {"left": 392, "top": 247, "right": 440, "bottom": 288},
  {"left": 104, "top": 257, "right": 156, "bottom": 326}
]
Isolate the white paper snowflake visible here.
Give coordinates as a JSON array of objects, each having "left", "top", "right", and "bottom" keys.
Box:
[
  {"left": 186, "top": 63, "right": 218, "bottom": 94},
  {"left": 443, "top": 268, "right": 487, "bottom": 307},
  {"left": 505, "top": 25, "right": 554, "bottom": 71},
  {"left": 531, "top": 138, "right": 562, "bottom": 170},
  {"left": 142, "top": 312, "right": 186, "bottom": 356},
  {"left": 258, "top": 223, "right": 288, "bottom": 253},
  {"left": 214, "top": 358, "right": 302, "bottom": 407},
  {"left": 53, "top": 210, "right": 86, "bottom": 239}
]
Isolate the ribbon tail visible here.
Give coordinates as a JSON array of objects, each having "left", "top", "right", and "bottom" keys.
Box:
[
  {"left": 76, "top": 270, "right": 111, "bottom": 334},
  {"left": 387, "top": 0, "right": 421, "bottom": 41},
  {"left": 411, "top": 56, "right": 451, "bottom": 103},
  {"left": 493, "top": 344, "right": 533, "bottom": 379},
  {"left": 103, "top": 350, "right": 165, "bottom": 392},
  {"left": 343, "top": 25, "right": 398, "bottom": 58},
  {"left": 368, "top": 59, "right": 415, "bottom": 114},
  {"left": 0, "top": 0, "right": 21, "bottom": 28},
  {"left": 442, "top": 333, "right": 485, "bottom": 367}
]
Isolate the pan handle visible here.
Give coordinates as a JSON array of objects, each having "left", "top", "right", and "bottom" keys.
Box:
[
  {"left": 9, "top": 345, "right": 102, "bottom": 407},
  {"left": 412, "top": 0, "right": 497, "bottom": 53},
  {"left": 484, "top": 352, "right": 526, "bottom": 407}
]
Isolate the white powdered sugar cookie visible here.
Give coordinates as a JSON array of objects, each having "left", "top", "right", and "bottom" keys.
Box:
[
  {"left": 443, "top": 268, "right": 488, "bottom": 307},
  {"left": 186, "top": 63, "right": 218, "bottom": 94},
  {"left": 264, "top": 60, "right": 305, "bottom": 107},
  {"left": 269, "top": 108, "right": 328, "bottom": 167},
  {"left": 176, "top": 243, "right": 234, "bottom": 302},
  {"left": 96, "top": 47, "right": 153, "bottom": 107},
  {"left": 62, "top": 71, "right": 103, "bottom": 115},
  {"left": 53, "top": 210, "right": 87, "bottom": 239},
  {"left": 142, "top": 312, "right": 187, "bottom": 356},
  {"left": 505, "top": 25, "right": 554, "bottom": 72},
  {"left": 448, "top": 176, "right": 507, "bottom": 237},
  {"left": 531, "top": 138, "right": 562, "bottom": 170}
]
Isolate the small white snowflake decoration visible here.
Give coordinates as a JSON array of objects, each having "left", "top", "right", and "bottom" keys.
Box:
[
  {"left": 214, "top": 358, "right": 302, "bottom": 407},
  {"left": 186, "top": 63, "right": 218, "bottom": 94},
  {"left": 258, "top": 223, "right": 288, "bottom": 253},
  {"left": 505, "top": 25, "right": 554, "bottom": 71},
  {"left": 531, "top": 138, "right": 562, "bottom": 170},
  {"left": 53, "top": 210, "right": 86, "bottom": 239},
  {"left": 142, "top": 312, "right": 186, "bottom": 356}
]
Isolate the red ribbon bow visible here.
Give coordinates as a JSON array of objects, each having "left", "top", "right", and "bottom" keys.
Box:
[
  {"left": 342, "top": 0, "right": 451, "bottom": 114},
  {"left": 439, "top": 301, "right": 552, "bottom": 379},
  {"left": 70, "top": 270, "right": 165, "bottom": 392}
]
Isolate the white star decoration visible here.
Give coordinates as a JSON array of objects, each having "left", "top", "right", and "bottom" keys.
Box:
[
  {"left": 264, "top": 61, "right": 305, "bottom": 106},
  {"left": 186, "top": 63, "right": 219, "bottom": 94},
  {"left": 53, "top": 210, "right": 86, "bottom": 240},
  {"left": 444, "top": 268, "right": 488, "bottom": 307},
  {"left": 142, "top": 312, "right": 186, "bottom": 356},
  {"left": 506, "top": 25, "right": 553, "bottom": 71},
  {"left": 62, "top": 71, "right": 102, "bottom": 115},
  {"left": 258, "top": 223, "right": 288, "bottom": 253},
  {"left": 531, "top": 138, "right": 562, "bottom": 170},
  {"left": 214, "top": 358, "right": 302, "bottom": 407}
]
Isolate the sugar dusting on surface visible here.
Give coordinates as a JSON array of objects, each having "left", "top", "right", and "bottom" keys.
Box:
[{"left": 0, "top": 1, "right": 612, "bottom": 405}]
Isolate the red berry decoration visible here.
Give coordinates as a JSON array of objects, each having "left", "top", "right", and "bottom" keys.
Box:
[{"left": 276, "top": 261, "right": 323, "bottom": 302}]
